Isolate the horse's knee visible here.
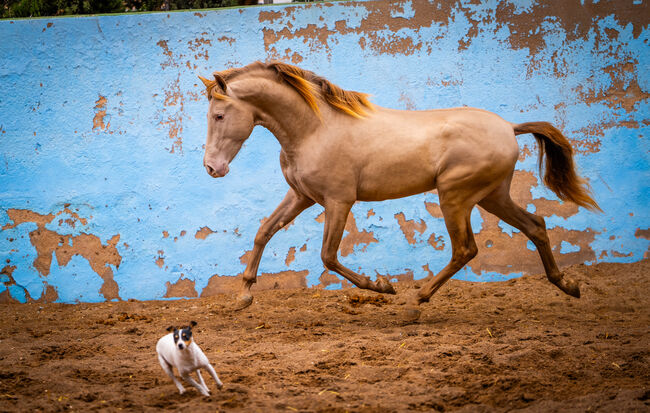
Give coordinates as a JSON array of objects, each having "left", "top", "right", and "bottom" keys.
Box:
[
  {"left": 527, "top": 215, "right": 549, "bottom": 245},
  {"left": 321, "top": 251, "right": 338, "bottom": 271},
  {"left": 253, "top": 232, "right": 270, "bottom": 247},
  {"left": 451, "top": 243, "right": 477, "bottom": 266}
]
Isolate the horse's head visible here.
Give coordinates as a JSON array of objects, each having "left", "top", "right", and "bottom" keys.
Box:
[{"left": 199, "top": 73, "right": 255, "bottom": 178}]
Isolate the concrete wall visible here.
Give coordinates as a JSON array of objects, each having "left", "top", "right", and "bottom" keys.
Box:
[{"left": 0, "top": 0, "right": 648, "bottom": 303}]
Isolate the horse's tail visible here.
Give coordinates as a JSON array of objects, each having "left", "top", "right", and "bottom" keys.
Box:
[{"left": 513, "top": 121, "right": 602, "bottom": 212}]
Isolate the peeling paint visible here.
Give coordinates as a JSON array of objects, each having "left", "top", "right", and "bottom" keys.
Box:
[
  {"left": 164, "top": 276, "right": 198, "bottom": 298},
  {"left": 201, "top": 270, "right": 308, "bottom": 296},
  {"left": 395, "top": 212, "right": 426, "bottom": 245},
  {"left": 2, "top": 208, "right": 121, "bottom": 302},
  {"left": 0, "top": 0, "right": 647, "bottom": 302}
]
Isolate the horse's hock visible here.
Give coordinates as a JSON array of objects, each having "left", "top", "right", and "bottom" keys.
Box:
[{"left": 0, "top": 0, "right": 647, "bottom": 303}]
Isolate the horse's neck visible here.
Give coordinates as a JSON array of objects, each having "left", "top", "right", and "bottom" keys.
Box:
[{"left": 235, "top": 76, "right": 322, "bottom": 152}]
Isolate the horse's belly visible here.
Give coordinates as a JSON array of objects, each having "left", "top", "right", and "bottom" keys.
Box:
[{"left": 356, "top": 167, "right": 436, "bottom": 201}]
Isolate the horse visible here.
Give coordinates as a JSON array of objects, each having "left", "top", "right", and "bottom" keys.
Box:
[{"left": 198, "top": 61, "right": 600, "bottom": 320}]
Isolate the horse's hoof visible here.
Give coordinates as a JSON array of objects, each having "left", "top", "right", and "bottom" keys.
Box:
[
  {"left": 561, "top": 279, "right": 581, "bottom": 298},
  {"left": 233, "top": 294, "right": 253, "bottom": 311},
  {"left": 553, "top": 276, "right": 580, "bottom": 298},
  {"left": 398, "top": 305, "right": 421, "bottom": 325},
  {"left": 376, "top": 277, "right": 396, "bottom": 294}
]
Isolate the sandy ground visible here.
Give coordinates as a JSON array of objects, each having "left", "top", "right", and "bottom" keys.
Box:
[{"left": 0, "top": 259, "right": 648, "bottom": 412}]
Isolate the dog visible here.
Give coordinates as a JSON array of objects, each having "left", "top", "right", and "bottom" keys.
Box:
[{"left": 156, "top": 321, "right": 223, "bottom": 396}]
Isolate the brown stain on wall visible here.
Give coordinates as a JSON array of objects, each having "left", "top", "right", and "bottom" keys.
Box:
[
  {"left": 318, "top": 270, "right": 352, "bottom": 289},
  {"left": 164, "top": 276, "right": 198, "bottom": 298},
  {"left": 195, "top": 226, "right": 216, "bottom": 240},
  {"left": 3, "top": 208, "right": 122, "bottom": 301},
  {"left": 494, "top": 1, "right": 648, "bottom": 56},
  {"left": 0, "top": 265, "right": 59, "bottom": 303},
  {"left": 428, "top": 233, "right": 445, "bottom": 251},
  {"left": 155, "top": 250, "right": 165, "bottom": 268},
  {"left": 424, "top": 201, "right": 444, "bottom": 219},
  {"left": 92, "top": 95, "right": 108, "bottom": 131},
  {"left": 394, "top": 212, "right": 426, "bottom": 245},
  {"left": 201, "top": 270, "right": 308, "bottom": 296},
  {"left": 635, "top": 228, "right": 650, "bottom": 240},
  {"left": 285, "top": 246, "right": 296, "bottom": 266},
  {"left": 1, "top": 265, "right": 21, "bottom": 303}
]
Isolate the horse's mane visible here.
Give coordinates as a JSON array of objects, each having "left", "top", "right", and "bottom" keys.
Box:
[{"left": 202, "top": 61, "right": 374, "bottom": 119}]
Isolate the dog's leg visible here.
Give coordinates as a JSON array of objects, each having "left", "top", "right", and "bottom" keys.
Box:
[
  {"left": 158, "top": 355, "right": 185, "bottom": 394},
  {"left": 196, "top": 370, "right": 210, "bottom": 394},
  {"left": 182, "top": 373, "right": 210, "bottom": 397},
  {"left": 204, "top": 364, "right": 223, "bottom": 389}
]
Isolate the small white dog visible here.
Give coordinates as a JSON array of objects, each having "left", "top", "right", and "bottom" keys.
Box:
[{"left": 156, "top": 321, "right": 223, "bottom": 396}]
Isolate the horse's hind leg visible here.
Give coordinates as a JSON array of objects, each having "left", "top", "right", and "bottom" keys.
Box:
[
  {"left": 478, "top": 182, "right": 580, "bottom": 298},
  {"left": 320, "top": 199, "right": 396, "bottom": 294},
  {"left": 412, "top": 201, "right": 478, "bottom": 306},
  {"left": 235, "top": 189, "right": 314, "bottom": 310}
]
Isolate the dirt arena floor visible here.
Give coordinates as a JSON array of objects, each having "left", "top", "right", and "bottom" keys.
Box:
[{"left": 1, "top": 260, "right": 648, "bottom": 412}]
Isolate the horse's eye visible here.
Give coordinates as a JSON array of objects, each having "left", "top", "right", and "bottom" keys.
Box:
[{"left": 214, "top": 114, "right": 224, "bottom": 121}]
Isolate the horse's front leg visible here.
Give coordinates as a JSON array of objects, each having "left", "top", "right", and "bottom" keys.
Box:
[
  {"left": 234, "top": 189, "right": 314, "bottom": 310},
  {"left": 320, "top": 199, "right": 396, "bottom": 294}
]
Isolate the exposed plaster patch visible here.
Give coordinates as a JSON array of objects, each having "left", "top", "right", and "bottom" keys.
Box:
[
  {"left": 394, "top": 212, "right": 426, "bottom": 245},
  {"left": 92, "top": 95, "right": 108, "bottom": 131},
  {"left": 155, "top": 250, "right": 165, "bottom": 268},
  {"left": 285, "top": 246, "right": 296, "bottom": 266},
  {"left": 424, "top": 201, "right": 444, "bottom": 219},
  {"left": 635, "top": 228, "right": 650, "bottom": 240},
  {"left": 318, "top": 270, "right": 350, "bottom": 289},
  {"left": 428, "top": 233, "right": 445, "bottom": 251},
  {"left": 201, "top": 270, "right": 308, "bottom": 296},
  {"left": 195, "top": 226, "right": 216, "bottom": 240},
  {"left": 218, "top": 36, "right": 236, "bottom": 46},
  {"left": 0, "top": 265, "right": 58, "bottom": 303},
  {"left": 164, "top": 276, "right": 198, "bottom": 298},
  {"left": 3, "top": 208, "right": 121, "bottom": 301}
]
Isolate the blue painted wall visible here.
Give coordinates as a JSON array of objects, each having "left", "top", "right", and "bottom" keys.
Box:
[{"left": 1, "top": 0, "right": 648, "bottom": 303}]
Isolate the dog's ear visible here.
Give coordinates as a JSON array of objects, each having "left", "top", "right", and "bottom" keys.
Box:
[
  {"left": 189, "top": 321, "right": 197, "bottom": 328},
  {"left": 166, "top": 326, "right": 176, "bottom": 332}
]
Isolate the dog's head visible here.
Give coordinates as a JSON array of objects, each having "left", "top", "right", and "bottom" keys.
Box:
[{"left": 166, "top": 321, "right": 197, "bottom": 350}]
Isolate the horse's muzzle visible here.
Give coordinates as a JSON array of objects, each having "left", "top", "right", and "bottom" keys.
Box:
[
  {"left": 205, "top": 164, "right": 230, "bottom": 178},
  {"left": 205, "top": 162, "right": 229, "bottom": 178}
]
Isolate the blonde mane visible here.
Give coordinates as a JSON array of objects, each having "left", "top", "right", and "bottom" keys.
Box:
[{"left": 200, "top": 61, "right": 374, "bottom": 119}]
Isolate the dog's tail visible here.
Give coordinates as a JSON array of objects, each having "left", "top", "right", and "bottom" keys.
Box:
[{"left": 513, "top": 122, "right": 601, "bottom": 212}]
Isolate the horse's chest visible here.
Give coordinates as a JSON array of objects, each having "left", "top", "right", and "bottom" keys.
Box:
[{"left": 279, "top": 151, "right": 328, "bottom": 204}]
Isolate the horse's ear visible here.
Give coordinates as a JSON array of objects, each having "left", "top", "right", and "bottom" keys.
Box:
[
  {"left": 198, "top": 75, "right": 212, "bottom": 88},
  {"left": 212, "top": 72, "right": 227, "bottom": 93}
]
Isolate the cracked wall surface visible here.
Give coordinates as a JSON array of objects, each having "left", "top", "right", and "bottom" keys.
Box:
[{"left": 0, "top": 0, "right": 648, "bottom": 303}]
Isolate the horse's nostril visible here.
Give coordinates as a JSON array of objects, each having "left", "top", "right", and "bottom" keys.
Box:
[{"left": 205, "top": 165, "right": 215, "bottom": 175}]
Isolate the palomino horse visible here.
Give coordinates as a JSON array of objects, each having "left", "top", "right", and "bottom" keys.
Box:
[{"left": 199, "top": 61, "right": 600, "bottom": 319}]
